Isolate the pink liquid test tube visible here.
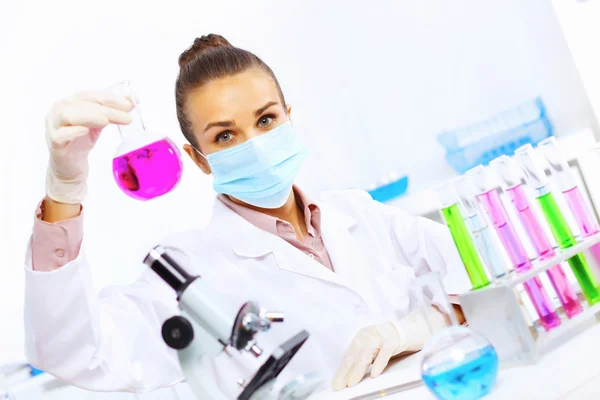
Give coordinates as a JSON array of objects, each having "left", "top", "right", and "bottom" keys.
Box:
[
  {"left": 539, "top": 137, "right": 600, "bottom": 266},
  {"left": 467, "top": 166, "right": 561, "bottom": 331},
  {"left": 490, "top": 156, "right": 582, "bottom": 318}
]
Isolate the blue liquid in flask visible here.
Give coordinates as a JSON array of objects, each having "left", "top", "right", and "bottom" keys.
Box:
[{"left": 422, "top": 345, "right": 498, "bottom": 400}]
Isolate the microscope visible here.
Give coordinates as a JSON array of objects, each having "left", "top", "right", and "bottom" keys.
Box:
[{"left": 144, "top": 245, "right": 316, "bottom": 400}]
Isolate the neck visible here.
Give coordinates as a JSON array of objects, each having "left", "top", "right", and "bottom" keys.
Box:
[
  {"left": 228, "top": 189, "right": 308, "bottom": 239},
  {"left": 229, "top": 190, "right": 299, "bottom": 220}
]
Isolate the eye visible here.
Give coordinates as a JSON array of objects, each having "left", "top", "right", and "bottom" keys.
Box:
[
  {"left": 258, "top": 114, "right": 274, "bottom": 128},
  {"left": 215, "top": 131, "right": 234, "bottom": 143}
]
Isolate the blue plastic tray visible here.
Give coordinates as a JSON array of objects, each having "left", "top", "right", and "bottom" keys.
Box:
[
  {"left": 367, "top": 176, "right": 409, "bottom": 203},
  {"left": 438, "top": 98, "right": 553, "bottom": 174}
]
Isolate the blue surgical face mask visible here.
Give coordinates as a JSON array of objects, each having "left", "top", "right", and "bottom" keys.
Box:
[{"left": 195, "top": 121, "right": 307, "bottom": 209}]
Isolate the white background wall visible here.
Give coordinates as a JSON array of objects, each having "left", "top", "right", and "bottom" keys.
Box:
[
  {"left": 0, "top": 0, "right": 597, "bottom": 367},
  {"left": 553, "top": 0, "right": 600, "bottom": 128}
]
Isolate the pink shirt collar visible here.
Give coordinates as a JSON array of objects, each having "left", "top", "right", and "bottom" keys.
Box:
[{"left": 217, "top": 186, "right": 323, "bottom": 238}]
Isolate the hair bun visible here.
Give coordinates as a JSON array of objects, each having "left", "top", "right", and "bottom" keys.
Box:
[{"left": 178, "top": 34, "right": 232, "bottom": 68}]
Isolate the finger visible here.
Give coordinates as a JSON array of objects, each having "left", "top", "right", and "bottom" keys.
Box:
[
  {"left": 125, "top": 94, "right": 141, "bottom": 106},
  {"left": 332, "top": 356, "right": 357, "bottom": 390},
  {"left": 51, "top": 125, "right": 90, "bottom": 146},
  {"left": 60, "top": 101, "right": 132, "bottom": 129},
  {"left": 332, "top": 342, "right": 364, "bottom": 390},
  {"left": 346, "top": 347, "right": 377, "bottom": 388},
  {"left": 331, "top": 371, "right": 348, "bottom": 391},
  {"left": 370, "top": 343, "right": 396, "bottom": 378},
  {"left": 70, "top": 90, "right": 134, "bottom": 112}
]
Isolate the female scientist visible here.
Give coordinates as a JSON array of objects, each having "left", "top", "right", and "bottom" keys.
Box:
[{"left": 25, "top": 34, "right": 469, "bottom": 396}]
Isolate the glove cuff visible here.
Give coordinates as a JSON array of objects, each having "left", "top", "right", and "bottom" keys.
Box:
[
  {"left": 389, "top": 320, "right": 412, "bottom": 355},
  {"left": 46, "top": 167, "right": 88, "bottom": 204},
  {"left": 390, "top": 308, "right": 448, "bottom": 354}
]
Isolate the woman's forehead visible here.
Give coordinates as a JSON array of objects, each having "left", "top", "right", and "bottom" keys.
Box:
[{"left": 186, "top": 68, "right": 282, "bottom": 128}]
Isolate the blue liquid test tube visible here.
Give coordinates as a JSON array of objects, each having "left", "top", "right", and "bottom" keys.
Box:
[{"left": 455, "top": 176, "right": 508, "bottom": 280}]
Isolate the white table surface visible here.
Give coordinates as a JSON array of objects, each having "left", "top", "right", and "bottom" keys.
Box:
[
  {"left": 313, "top": 321, "right": 600, "bottom": 400},
  {"left": 9, "top": 321, "right": 600, "bottom": 399}
]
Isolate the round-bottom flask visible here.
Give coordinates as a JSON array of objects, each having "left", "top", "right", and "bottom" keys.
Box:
[
  {"left": 411, "top": 273, "right": 499, "bottom": 400},
  {"left": 113, "top": 134, "right": 182, "bottom": 201},
  {"left": 421, "top": 326, "right": 499, "bottom": 400}
]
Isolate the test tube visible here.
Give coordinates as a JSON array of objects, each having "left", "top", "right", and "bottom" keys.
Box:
[
  {"left": 438, "top": 183, "right": 490, "bottom": 290},
  {"left": 491, "top": 156, "right": 582, "bottom": 318},
  {"left": 515, "top": 144, "right": 600, "bottom": 305},
  {"left": 538, "top": 137, "right": 600, "bottom": 266},
  {"left": 467, "top": 165, "right": 560, "bottom": 331},
  {"left": 455, "top": 176, "right": 508, "bottom": 279}
]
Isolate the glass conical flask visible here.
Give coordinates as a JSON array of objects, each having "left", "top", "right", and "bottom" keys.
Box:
[
  {"left": 111, "top": 81, "right": 183, "bottom": 201},
  {"left": 412, "top": 273, "right": 499, "bottom": 400}
]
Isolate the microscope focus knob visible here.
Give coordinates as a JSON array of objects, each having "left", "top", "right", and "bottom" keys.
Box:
[
  {"left": 162, "top": 316, "right": 194, "bottom": 350},
  {"left": 260, "top": 310, "right": 284, "bottom": 323}
]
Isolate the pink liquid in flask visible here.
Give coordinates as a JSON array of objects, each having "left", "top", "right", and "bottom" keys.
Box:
[{"left": 112, "top": 138, "right": 183, "bottom": 201}]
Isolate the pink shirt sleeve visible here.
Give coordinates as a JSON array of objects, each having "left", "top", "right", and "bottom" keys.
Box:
[{"left": 31, "top": 200, "right": 84, "bottom": 272}]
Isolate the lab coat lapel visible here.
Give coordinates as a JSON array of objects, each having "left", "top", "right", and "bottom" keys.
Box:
[
  {"left": 270, "top": 239, "right": 351, "bottom": 290},
  {"left": 317, "top": 203, "right": 383, "bottom": 314},
  {"left": 206, "top": 200, "right": 352, "bottom": 290}
]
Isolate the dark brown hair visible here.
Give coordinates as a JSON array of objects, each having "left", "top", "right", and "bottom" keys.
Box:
[{"left": 175, "top": 34, "right": 286, "bottom": 150}]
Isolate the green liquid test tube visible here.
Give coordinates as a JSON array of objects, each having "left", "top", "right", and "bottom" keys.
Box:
[
  {"left": 441, "top": 202, "right": 490, "bottom": 289},
  {"left": 537, "top": 192, "right": 600, "bottom": 305},
  {"left": 516, "top": 144, "right": 600, "bottom": 305}
]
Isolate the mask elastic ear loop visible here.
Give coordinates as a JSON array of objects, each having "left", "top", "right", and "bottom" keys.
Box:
[{"left": 192, "top": 144, "right": 208, "bottom": 160}]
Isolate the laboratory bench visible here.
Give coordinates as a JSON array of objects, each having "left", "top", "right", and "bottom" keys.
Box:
[
  {"left": 8, "top": 319, "right": 600, "bottom": 400},
  {"left": 408, "top": 319, "right": 600, "bottom": 399},
  {"left": 313, "top": 319, "right": 600, "bottom": 400}
]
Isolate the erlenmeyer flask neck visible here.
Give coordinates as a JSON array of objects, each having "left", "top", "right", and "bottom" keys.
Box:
[
  {"left": 411, "top": 273, "right": 459, "bottom": 334},
  {"left": 112, "top": 81, "right": 147, "bottom": 143},
  {"left": 117, "top": 111, "right": 146, "bottom": 143}
]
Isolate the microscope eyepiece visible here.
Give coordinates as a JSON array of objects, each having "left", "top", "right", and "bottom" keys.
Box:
[{"left": 144, "top": 245, "right": 198, "bottom": 295}]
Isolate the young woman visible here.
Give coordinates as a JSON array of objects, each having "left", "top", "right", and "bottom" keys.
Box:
[{"left": 26, "top": 34, "right": 468, "bottom": 397}]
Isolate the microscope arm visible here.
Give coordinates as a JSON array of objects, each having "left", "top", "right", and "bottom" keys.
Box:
[
  {"left": 178, "top": 278, "right": 234, "bottom": 347},
  {"left": 172, "top": 309, "right": 266, "bottom": 400},
  {"left": 176, "top": 311, "right": 230, "bottom": 400}
]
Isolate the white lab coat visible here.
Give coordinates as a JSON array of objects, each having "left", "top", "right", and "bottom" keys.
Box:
[{"left": 23, "top": 190, "right": 470, "bottom": 398}]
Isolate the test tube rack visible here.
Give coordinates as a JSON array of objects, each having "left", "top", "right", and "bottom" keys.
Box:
[{"left": 458, "top": 232, "right": 600, "bottom": 366}]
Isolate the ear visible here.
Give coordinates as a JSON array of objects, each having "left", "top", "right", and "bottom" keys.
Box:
[
  {"left": 183, "top": 144, "right": 212, "bottom": 175},
  {"left": 287, "top": 104, "right": 292, "bottom": 122}
]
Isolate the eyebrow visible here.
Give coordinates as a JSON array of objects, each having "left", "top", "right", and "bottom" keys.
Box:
[
  {"left": 254, "top": 101, "right": 279, "bottom": 117},
  {"left": 204, "top": 120, "right": 234, "bottom": 133},
  {"left": 203, "top": 101, "right": 279, "bottom": 133}
]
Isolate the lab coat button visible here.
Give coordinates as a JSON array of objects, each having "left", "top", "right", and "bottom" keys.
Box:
[{"left": 54, "top": 249, "right": 65, "bottom": 258}]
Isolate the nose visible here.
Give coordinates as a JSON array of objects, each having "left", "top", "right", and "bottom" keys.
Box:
[{"left": 244, "top": 128, "right": 264, "bottom": 141}]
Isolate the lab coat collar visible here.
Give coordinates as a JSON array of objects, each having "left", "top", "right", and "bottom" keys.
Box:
[
  {"left": 314, "top": 201, "right": 357, "bottom": 231},
  {"left": 205, "top": 199, "right": 366, "bottom": 297},
  {"left": 206, "top": 200, "right": 277, "bottom": 258},
  {"left": 206, "top": 197, "right": 357, "bottom": 258}
]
